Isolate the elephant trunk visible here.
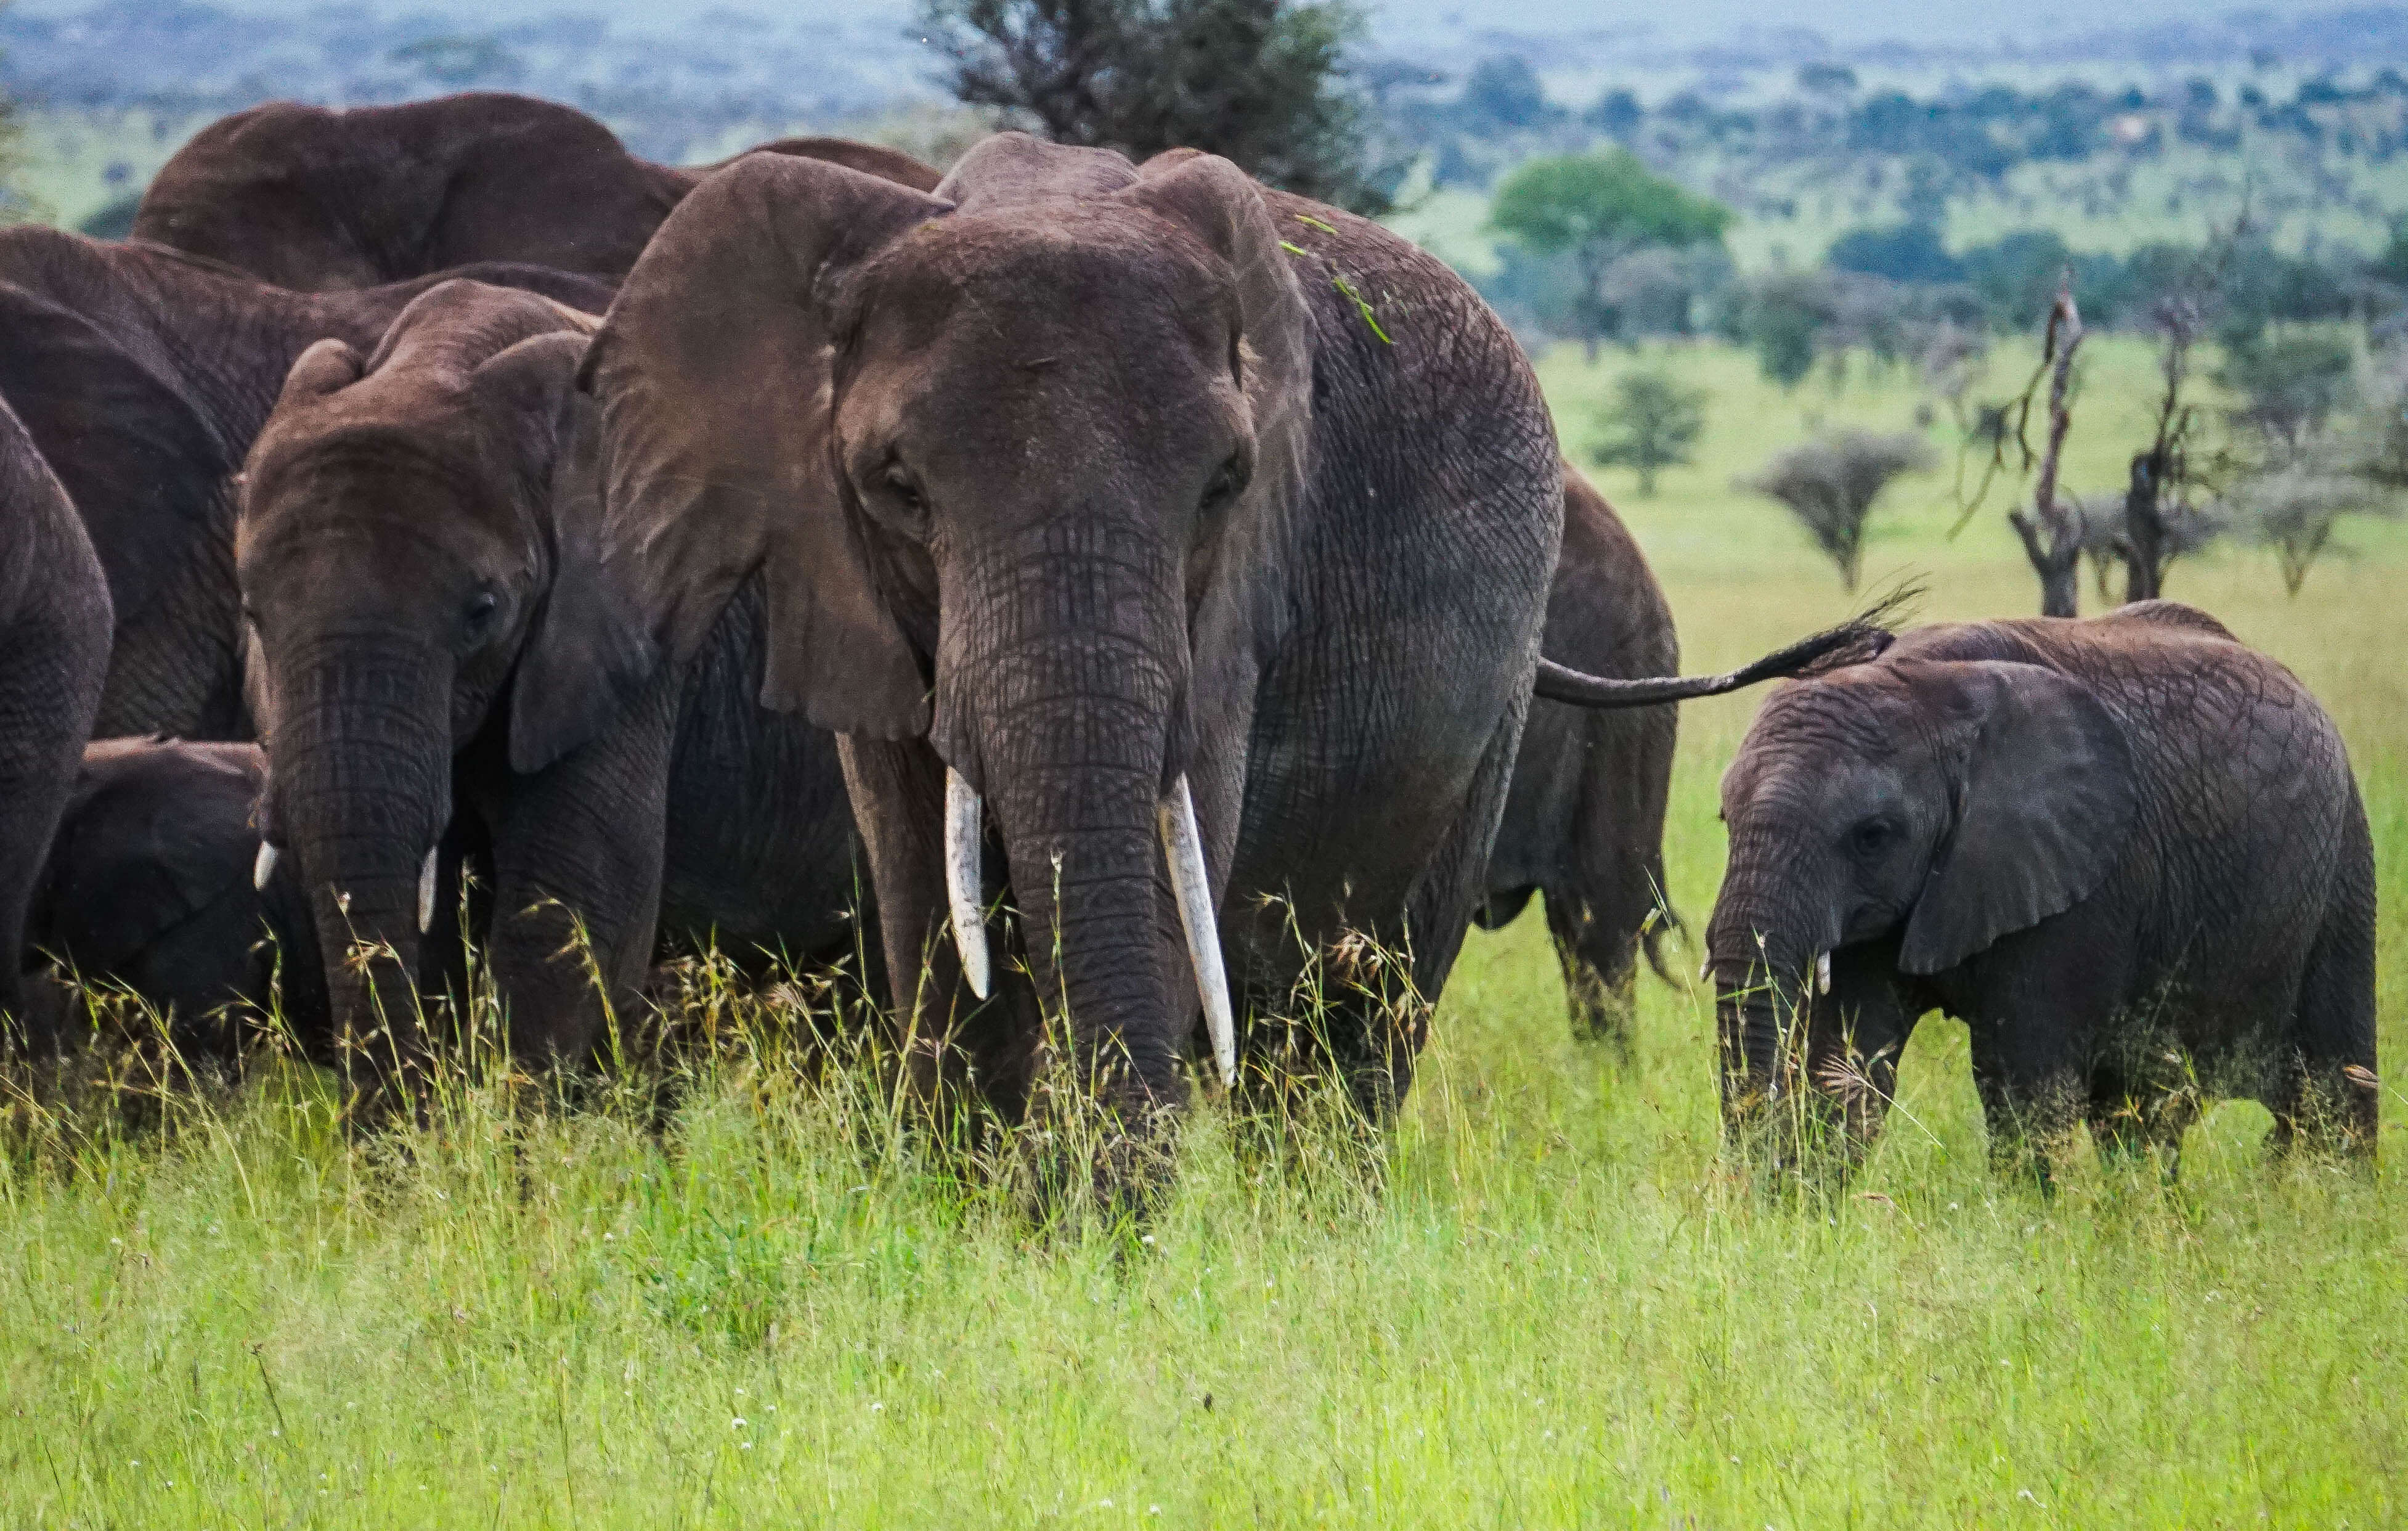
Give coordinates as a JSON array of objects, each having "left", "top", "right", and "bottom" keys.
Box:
[
  {"left": 266, "top": 640, "right": 454, "bottom": 1092},
  {"left": 1704, "top": 847, "right": 1826, "bottom": 1127},
  {"left": 936, "top": 530, "right": 1200, "bottom": 1136}
]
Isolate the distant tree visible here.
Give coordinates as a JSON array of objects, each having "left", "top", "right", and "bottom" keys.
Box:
[
  {"left": 1744, "top": 430, "right": 1935, "bottom": 590},
  {"left": 390, "top": 35, "right": 524, "bottom": 88},
  {"left": 1460, "top": 55, "right": 1551, "bottom": 133},
  {"left": 1827, "top": 223, "right": 1964, "bottom": 285},
  {"left": 1725, "top": 268, "right": 1835, "bottom": 388},
  {"left": 1589, "top": 369, "right": 1709, "bottom": 497},
  {"left": 1797, "top": 62, "right": 1857, "bottom": 99},
  {"left": 1584, "top": 88, "right": 1641, "bottom": 140},
  {"left": 1489, "top": 150, "right": 1731, "bottom": 358},
  {"left": 919, "top": 0, "right": 1396, "bottom": 214},
  {"left": 2236, "top": 459, "right": 2398, "bottom": 595},
  {"left": 2220, "top": 330, "right": 2356, "bottom": 454}
]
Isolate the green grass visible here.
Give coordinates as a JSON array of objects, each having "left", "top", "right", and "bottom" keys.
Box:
[{"left": 7, "top": 340, "right": 2407, "bottom": 1527}]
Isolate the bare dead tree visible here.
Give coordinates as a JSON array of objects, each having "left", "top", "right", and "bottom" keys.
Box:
[{"left": 2005, "top": 273, "right": 2085, "bottom": 618}]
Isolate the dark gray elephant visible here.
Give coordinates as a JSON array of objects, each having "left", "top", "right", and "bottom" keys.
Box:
[
  {"left": 0, "top": 223, "right": 613, "bottom": 743},
  {"left": 134, "top": 92, "right": 942, "bottom": 290},
  {"left": 1477, "top": 465, "right": 1679, "bottom": 1047},
  {"left": 0, "top": 394, "right": 112, "bottom": 1039},
  {"left": 577, "top": 133, "right": 1869, "bottom": 1173},
  {"left": 26, "top": 738, "right": 327, "bottom": 1061},
  {"left": 237, "top": 281, "right": 864, "bottom": 1089},
  {"left": 1706, "top": 602, "right": 2378, "bottom": 1180}
]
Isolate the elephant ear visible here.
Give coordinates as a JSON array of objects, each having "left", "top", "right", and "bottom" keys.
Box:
[
  {"left": 1899, "top": 660, "right": 2138, "bottom": 975},
  {"left": 471, "top": 331, "right": 663, "bottom": 775},
  {"left": 580, "top": 153, "right": 952, "bottom": 738},
  {"left": 1123, "top": 154, "right": 1312, "bottom": 511},
  {"left": 277, "top": 338, "right": 368, "bottom": 408}
]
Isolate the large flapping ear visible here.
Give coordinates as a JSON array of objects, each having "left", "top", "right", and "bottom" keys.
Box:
[
  {"left": 1898, "top": 660, "right": 2138, "bottom": 975},
  {"left": 508, "top": 368, "right": 662, "bottom": 774},
  {"left": 581, "top": 153, "right": 951, "bottom": 738}
]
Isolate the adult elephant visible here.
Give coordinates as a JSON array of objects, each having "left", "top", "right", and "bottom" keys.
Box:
[
  {"left": 0, "top": 224, "right": 614, "bottom": 742},
  {"left": 26, "top": 739, "right": 327, "bottom": 1063},
  {"left": 580, "top": 134, "right": 1871, "bottom": 1170},
  {"left": 1706, "top": 603, "right": 2377, "bottom": 1182},
  {"left": 237, "top": 282, "right": 863, "bottom": 1087},
  {"left": 1476, "top": 466, "right": 1679, "bottom": 1048},
  {"left": 133, "top": 93, "right": 943, "bottom": 291},
  {"left": 0, "top": 395, "right": 111, "bottom": 1041}
]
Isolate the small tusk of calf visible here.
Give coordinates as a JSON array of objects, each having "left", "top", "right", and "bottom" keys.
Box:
[
  {"left": 1698, "top": 956, "right": 1713, "bottom": 984},
  {"left": 253, "top": 841, "right": 280, "bottom": 892},
  {"left": 1815, "top": 950, "right": 1832, "bottom": 995},
  {"left": 944, "top": 769, "right": 991, "bottom": 1000},
  {"left": 417, "top": 847, "right": 439, "bottom": 934}
]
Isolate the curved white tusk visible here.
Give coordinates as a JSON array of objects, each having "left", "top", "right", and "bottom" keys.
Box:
[
  {"left": 253, "top": 841, "right": 280, "bottom": 892},
  {"left": 1158, "top": 774, "right": 1237, "bottom": 1087},
  {"left": 1698, "top": 956, "right": 1712, "bottom": 984},
  {"left": 417, "top": 847, "right": 439, "bottom": 934},
  {"left": 1815, "top": 950, "right": 1832, "bottom": 995},
  {"left": 944, "top": 769, "right": 991, "bottom": 1000}
]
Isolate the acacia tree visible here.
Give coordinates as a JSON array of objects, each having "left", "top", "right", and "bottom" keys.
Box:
[
  {"left": 918, "top": 0, "right": 1394, "bottom": 213},
  {"left": 1590, "top": 369, "right": 1708, "bottom": 497},
  {"left": 1744, "top": 431, "right": 1935, "bottom": 590},
  {"left": 1487, "top": 150, "right": 1731, "bottom": 359}
]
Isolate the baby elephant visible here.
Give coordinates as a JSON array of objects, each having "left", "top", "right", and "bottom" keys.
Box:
[
  {"left": 23, "top": 739, "right": 325, "bottom": 1062},
  {"left": 1707, "top": 602, "right": 2376, "bottom": 1179}
]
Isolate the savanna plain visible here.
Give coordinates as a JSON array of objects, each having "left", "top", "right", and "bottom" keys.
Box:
[{"left": 4, "top": 338, "right": 2402, "bottom": 1528}]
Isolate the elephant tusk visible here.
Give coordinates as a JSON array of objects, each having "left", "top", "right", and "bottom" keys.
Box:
[
  {"left": 253, "top": 841, "right": 280, "bottom": 892},
  {"left": 944, "top": 769, "right": 991, "bottom": 1000},
  {"left": 1698, "top": 955, "right": 1713, "bottom": 984},
  {"left": 417, "top": 847, "right": 439, "bottom": 934},
  {"left": 1815, "top": 950, "right": 1832, "bottom": 996},
  {"left": 1158, "top": 774, "right": 1237, "bottom": 1088}
]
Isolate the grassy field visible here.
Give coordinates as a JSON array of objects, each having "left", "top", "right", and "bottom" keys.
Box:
[{"left": 6, "top": 340, "right": 2406, "bottom": 1527}]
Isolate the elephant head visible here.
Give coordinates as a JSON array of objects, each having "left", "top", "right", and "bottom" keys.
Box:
[
  {"left": 1705, "top": 657, "right": 2136, "bottom": 1121},
  {"left": 235, "top": 280, "right": 644, "bottom": 1076},
  {"left": 579, "top": 134, "right": 1314, "bottom": 1122}
]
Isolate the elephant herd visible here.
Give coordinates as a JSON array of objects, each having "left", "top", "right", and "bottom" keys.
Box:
[{"left": 0, "top": 92, "right": 2377, "bottom": 1193}]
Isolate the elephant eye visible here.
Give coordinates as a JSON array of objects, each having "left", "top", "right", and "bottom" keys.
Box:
[
  {"left": 1849, "top": 821, "right": 1892, "bottom": 857},
  {"left": 1200, "top": 453, "right": 1248, "bottom": 514},
  {"left": 459, "top": 589, "right": 502, "bottom": 648},
  {"left": 884, "top": 468, "right": 924, "bottom": 512}
]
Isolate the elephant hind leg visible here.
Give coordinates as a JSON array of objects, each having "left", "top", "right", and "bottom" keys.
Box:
[
  {"left": 1542, "top": 890, "right": 1637, "bottom": 1057},
  {"left": 2271, "top": 878, "right": 2379, "bottom": 1162}
]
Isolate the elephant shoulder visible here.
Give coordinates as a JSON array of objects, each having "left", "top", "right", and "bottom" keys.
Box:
[{"left": 43, "top": 741, "right": 265, "bottom": 972}]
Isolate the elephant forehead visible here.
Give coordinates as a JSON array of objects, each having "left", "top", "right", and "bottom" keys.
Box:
[{"left": 854, "top": 212, "right": 1234, "bottom": 348}]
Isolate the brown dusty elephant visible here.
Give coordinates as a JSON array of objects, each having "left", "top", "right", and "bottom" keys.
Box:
[
  {"left": 1476, "top": 465, "right": 1679, "bottom": 1048},
  {"left": 0, "top": 394, "right": 112, "bottom": 1040},
  {"left": 576, "top": 133, "right": 1873, "bottom": 1183},
  {"left": 25, "top": 738, "right": 327, "bottom": 1063},
  {"left": 1706, "top": 602, "right": 2378, "bottom": 1183},
  {"left": 237, "top": 280, "right": 864, "bottom": 1086},
  {"left": 132, "top": 92, "right": 943, "bottom": 291},
  {"left": 0, "top": 223, "right": 614, "bottom": 743}
]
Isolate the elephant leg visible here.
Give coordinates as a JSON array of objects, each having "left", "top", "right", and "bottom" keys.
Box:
[
  {"left": 1544, "top": 888, "right": 1637, "bottom": 1057},
  {"left": 2272, "top": 878, "right": 2379, "bottom": 1162},
  {"left": 1548, "top": 703, "right": 1675, "bottom": 1053},
  {"left": 1971, "top": 1021, "right": 2091, "bottom": 1191},
  {"left": 837, "top": 734, "right": 1037, "bottom": 1130},
  {"left": 482, "top": 679, "right": 678, "bottom": 1071},
  {"left": 1800, "top": 955, "right": 1918, "bottom": 1174},
  {"left": 0, "top": 612, "right": 110, "bottom": 1050}
]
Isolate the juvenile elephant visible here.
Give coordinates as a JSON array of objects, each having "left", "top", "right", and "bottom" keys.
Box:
[
  {"left": 579, "top": 133, "right": 1869, "bottom": 1171},
  {"left": 237, "top": 281, "right": 864, "bottom": 1085},
  {"left": 0, "top": 223, "right": 613, "bottom": 741},
  {"left": 1478, "top": 467, "right": 1679, "bottom": 1047},
  {"left": 1706, "top": 602, "right": 2378, "bottom": 1180},
  {"left": 134, "top": 92, "right": 942, "bottom": 290},
  {"left": 26, "top": 739, "right": 327, "bottom": 1061},
  {"left": 0, "top": 395, "right": 112, "bottom": 1038}
]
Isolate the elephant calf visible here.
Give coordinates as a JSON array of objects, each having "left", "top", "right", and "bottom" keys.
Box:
[
  {"left": 26, "top": 738, "right": 325, "bottom": 1061},
  {"left": 1707, "top": 602, "right": 2377, "bottom": 1179}
]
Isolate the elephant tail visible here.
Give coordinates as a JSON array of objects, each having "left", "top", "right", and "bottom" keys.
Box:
[{"left": 1533, "top": 589, "right": 1914, "bottom": 710}]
